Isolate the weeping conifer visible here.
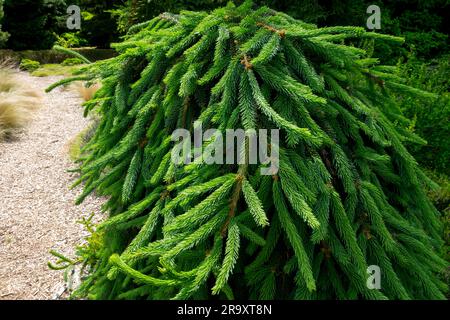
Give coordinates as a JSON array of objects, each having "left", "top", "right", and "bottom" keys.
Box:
[{"left": 48, "top": 1, "right": 447, "bottom": 300}]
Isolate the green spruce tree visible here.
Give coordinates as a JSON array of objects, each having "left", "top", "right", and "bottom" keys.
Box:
[{"left": 48, "top": 1, "right": 447, "bottom": 300}]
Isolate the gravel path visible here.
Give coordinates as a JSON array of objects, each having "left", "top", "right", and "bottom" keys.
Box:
[{"left": 0, "top": 74, "right": 104, "bottom": 300}]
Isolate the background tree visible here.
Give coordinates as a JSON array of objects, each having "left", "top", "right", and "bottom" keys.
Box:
[
  {"left": 111, "top": 0, "right": 228, "bottom": 33},
  {"left": 112, "top": 0, "right": 449, "bottom": 62},
  {"left": 74, "top": 0, "right": 120, "bottom": 48},
  {"left": 0, "top": 0, "right": 10, "bottom": 48},
  {"left": 2, "top": 0, "right": 68, "bottom": 50},
  {"left": 2, "top": 0, "right": 121, "bottom": 49}
]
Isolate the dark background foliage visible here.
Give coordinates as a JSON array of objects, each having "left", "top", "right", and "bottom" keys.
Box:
[
  {"left": 398, "top": 54, "right": 450, "bottom": 176},
  {"left": 2, "top": 0, "right": 68, "bottom": 50},
  {"left": 0, "top": 0, "right": 9, "bottom": 47},
  {"left": 74, "top": 0, "right": 119, "bottom": 49},
  {"left": 1, "top": 0, "right": 448, "bottom": 59},
  {"left": 116, "top": 0, "right": 449, "bottom": 61}
]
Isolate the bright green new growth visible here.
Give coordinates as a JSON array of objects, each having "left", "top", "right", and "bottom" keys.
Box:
[{"left": 49, "top": 1, "right": 447, "bottom": 299}]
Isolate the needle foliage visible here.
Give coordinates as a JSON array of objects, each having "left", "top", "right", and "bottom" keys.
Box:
[{"left": 49, "top": 1, "right": 447, "bottom": 300}]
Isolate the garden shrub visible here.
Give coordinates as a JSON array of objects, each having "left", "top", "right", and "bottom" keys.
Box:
[
  {"left": 424, "top": 170, "right": 450, "bottom": 214},
  {"left": 54, "top": 32, "right": 89, "bottom": 49},
  {"left": 423, "top": 170, "right": 450, "bottom": 272},
  {"left": 397, "top": 54, "right": 450, "bottom": 176},
  {"left": 61, "top": 58, "right": 85, "bottom": 66},
  {"left": 19, "top": 58, "right": 40, "bottom": 72},
  {"left": 49, "top": 2, "right": 447, "bottom": 300}
]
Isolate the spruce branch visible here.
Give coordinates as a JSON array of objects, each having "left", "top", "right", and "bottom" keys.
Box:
[{"left": 256, "top": 22, "right": 286, "bottom": 38}]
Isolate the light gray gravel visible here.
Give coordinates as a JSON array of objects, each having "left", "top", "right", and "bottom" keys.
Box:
[{"left": 0, "top": 74, "right": 104, "bottom": 300}]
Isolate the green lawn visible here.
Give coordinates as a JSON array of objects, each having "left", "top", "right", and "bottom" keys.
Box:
[{"left": 31, "top": 64, "right": 83, "bottom": 77}]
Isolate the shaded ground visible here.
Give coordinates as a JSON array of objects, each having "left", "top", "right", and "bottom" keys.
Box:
[{"left": 0, "top": 73, "right": 103, "bottom": 300}]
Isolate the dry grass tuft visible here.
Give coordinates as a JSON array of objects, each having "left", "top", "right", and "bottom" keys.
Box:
[
  {"left": 67, "top": 119, "right": 99, "bottom": 160},
  {"left": 70, "top": 81, "right": 101, "bottom": 102},
  {"left": 0, "top": 62, "right": 43, "bottom": 140}
]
